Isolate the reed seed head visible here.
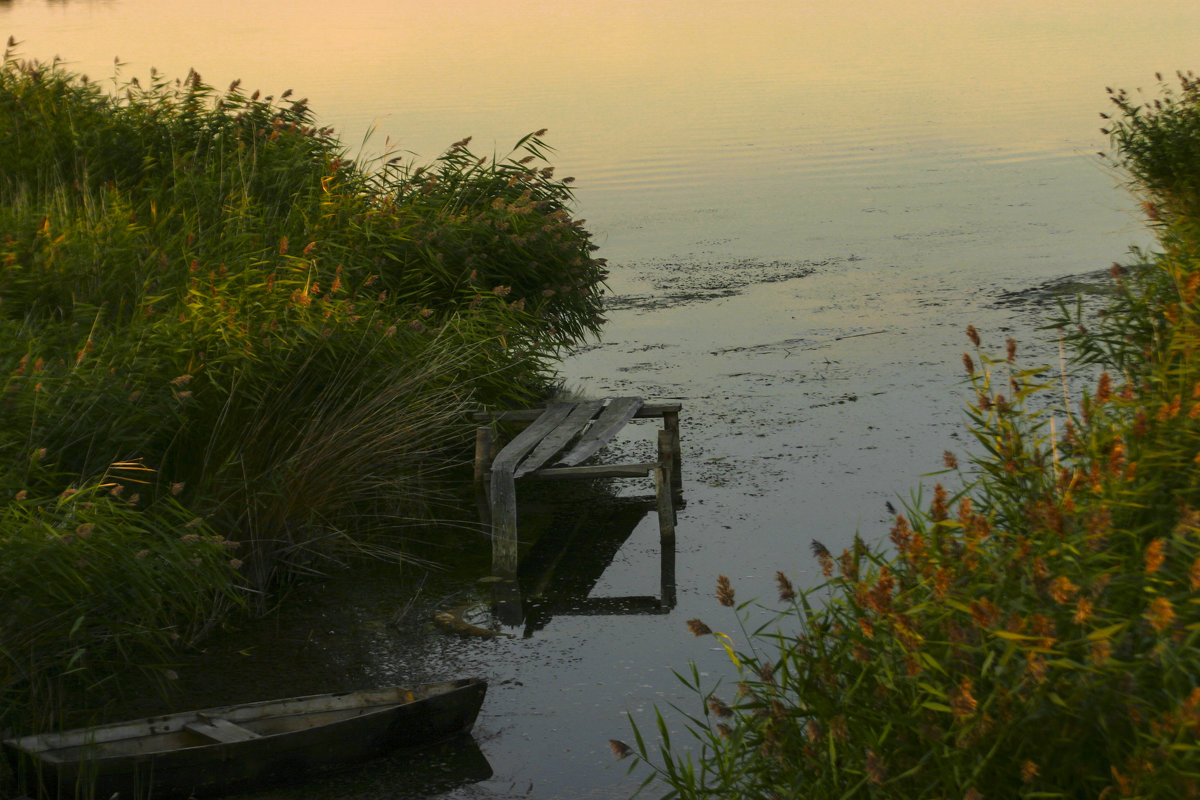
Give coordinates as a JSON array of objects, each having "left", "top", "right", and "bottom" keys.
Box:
[
  {"left": 775, "top": 571, "right": 795, "bottom": 602},
  {"left": 707, "top": 696, "right": 733, "bottom": 718},
  {"left": 716, "top": 575, "right": 735, "bottom": 607},
  {"left": 1144, "top": 538, "right": 1166, "bottom": 574},
  {"left": 866, "top": 749, "right": 886, "bottom": 785},
  {"left": 1090, "top": 639, "right": 1112, "bottom": 666},
  {"left": 1049, "top": 575, "right": 1078, "bottom": 604},
  {"left": 930, "top": 483, "right": 949, "bottom": 522},
  {"left": 811, "top": 539, "right": 834, "bottom": 577},
  {"left": 608, "top": 739, "right": 632, "bottom": 760},
  {"left": 951, "top": 677, "right": 978, "bottom": 719},
  {"left": 1146, "top": 596, "right": 1175, "bottom": 632},
  {"left": 1073, "top": 596, "right": 1094, "bottom": 625}
]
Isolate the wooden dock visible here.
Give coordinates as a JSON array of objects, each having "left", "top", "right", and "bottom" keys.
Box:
[{"left": 472, "top": 397, "right": 682, "bottom": 577}]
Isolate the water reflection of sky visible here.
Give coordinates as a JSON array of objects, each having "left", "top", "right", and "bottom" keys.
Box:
[
  {"left": 4, "top": 4, "right": 1200, "bottom": 798},
  {"left": 5, "top": 2, "right": 1199, "bottom": 171},
  {"left": 5, "top": 0, "right": 1196, "bottom": 261}
]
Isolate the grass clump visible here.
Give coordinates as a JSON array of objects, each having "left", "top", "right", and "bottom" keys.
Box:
[
  {"left": 1, "top": 40, "right": 606, "bottom": 730},
  {"left": 622, "top": 72, "right": 1200, "bottom": 799}
]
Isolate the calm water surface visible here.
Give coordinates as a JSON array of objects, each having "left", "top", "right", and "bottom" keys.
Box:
[{"left": 5, "top": 2, "right": 1200, "bottom": 797}]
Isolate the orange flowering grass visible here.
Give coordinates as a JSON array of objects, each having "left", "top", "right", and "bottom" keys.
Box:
[{"left": 629, "top": 78, "right": 1200, "bottom": 795}]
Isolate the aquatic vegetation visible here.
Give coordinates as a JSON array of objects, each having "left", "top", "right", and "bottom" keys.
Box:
[
  {"left": 0, "top": 39, "right": 606, "bottom": 730},
  {"left": 624, "top": 72, "right": 1200, "bottom": 798},
  {"left": 1103, "top": 70, "right": 1200, "bottom": 224},
  {"left": 0, "top": 478, "right": 242, "bottom": 731}
]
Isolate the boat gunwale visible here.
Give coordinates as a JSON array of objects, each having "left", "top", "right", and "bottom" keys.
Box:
[{"left": 3, "top": 678, "right": 484, "bottom": 765}]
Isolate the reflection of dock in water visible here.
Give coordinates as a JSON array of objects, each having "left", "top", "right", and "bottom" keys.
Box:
[{"left": 490, "top": 493, "right": 677, "bottom": 636}]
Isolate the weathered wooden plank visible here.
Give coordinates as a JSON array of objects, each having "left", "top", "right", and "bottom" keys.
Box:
[
  {"left": 514, "top": 400, "right": 604, "bottom": 479},
  {"left": 556, "top": 397, "right": 643, "bottom": 467},
  {"left": 490, "top": 403, "right": 577, "bottom": 577},
  {"left": 491, "top": 403, "right": 576, "bottom": 474},
  {"left": 637, "top": 402, "right": 682, "bottom": 416},
  {"left": 184, "top": 716, "right": 261, "bottom": 744},
  {"left": 470, "top": 401, "right": 680, "bottom": 423}
]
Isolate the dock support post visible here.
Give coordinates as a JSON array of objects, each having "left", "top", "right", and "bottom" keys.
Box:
[
  {"left": 655, "top": 430, "right": 676, "bottom": 541},
  {"left": 474, "top": 427, "right": 494, "bottom": 525},
  {"left": 491, "top": 463, "right": 520, "bottom": 578},
  {"left": 473, "top": 427, "right": 494, "bottom": 484},
  {"left": 663, "top": 410, "right": 683, "bottom": 504}
]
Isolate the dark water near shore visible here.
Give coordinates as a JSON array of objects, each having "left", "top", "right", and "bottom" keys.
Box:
[{"left": 5, "top": 1, "right": 1200, "bottom": 797}]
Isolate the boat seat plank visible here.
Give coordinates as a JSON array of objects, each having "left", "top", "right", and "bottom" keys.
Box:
[
  {"left": 554, "top": 397, "right": 644, "bottom": 468},
  {"left": 514, "top": 400, "right": 604, "bottom": 479},
  {"left": 184, "top": 716, "right": 262, "bottom": 744}
]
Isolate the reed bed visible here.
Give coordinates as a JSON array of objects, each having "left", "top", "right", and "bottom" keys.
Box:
[
  {"left": 623, "top": 71, "right": 1200, "bottom": 799},
  {"left": 0, "top": 40, "right": 606, "bottom": 733}
]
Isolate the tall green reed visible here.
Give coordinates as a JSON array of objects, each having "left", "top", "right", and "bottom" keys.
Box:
[
  {"left": 2, "top": 43, "right": 607, "bottom": 733},
  {"left": 1, "top": 476, "right": 242, "bottom": 732}
]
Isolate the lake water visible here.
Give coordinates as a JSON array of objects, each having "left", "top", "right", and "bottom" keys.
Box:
[{"left": 5, "top": 2, "right": 1200, "bottom": 798}]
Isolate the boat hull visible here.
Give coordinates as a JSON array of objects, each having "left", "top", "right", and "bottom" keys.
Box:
[{"left": 3, "top": 678, "right": 486, "bottom": 799}]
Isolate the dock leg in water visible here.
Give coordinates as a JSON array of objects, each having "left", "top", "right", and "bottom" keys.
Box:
[
  {"left": 663, "top": 409, "right": 683, "bottom": 504},
  {"left": 655, "top": 430, "right": 677, "bottom": 539},
  {"left": 474, "top": 427, "right": 494, "bottom": 525},
  {"left": 491, "top": 462, "right": 519, "bottom": 578}
]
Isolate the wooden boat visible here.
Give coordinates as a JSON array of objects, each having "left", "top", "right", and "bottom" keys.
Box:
[{"left": 2, "top": 678, "right": 486, "bottom": 799}]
